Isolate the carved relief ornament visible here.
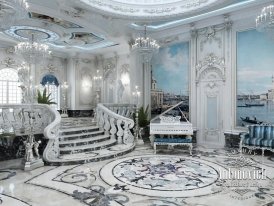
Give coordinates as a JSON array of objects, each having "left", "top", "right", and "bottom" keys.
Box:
[{"left": 195, "top": 53, "right": 225, "bottom": 83}]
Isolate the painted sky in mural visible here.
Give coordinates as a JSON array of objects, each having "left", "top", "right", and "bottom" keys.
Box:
[
  {"left": 152, "top": 42, "right": 189, "bottom": 95},
  {"left": 237, "top": 29, "right": 274, "bottom": 95},
  {"left": 237, "top": 29, "right": 274, "bottom": 126}
]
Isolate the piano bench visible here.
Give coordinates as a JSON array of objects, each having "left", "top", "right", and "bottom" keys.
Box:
[{"left": 153, "top": 138, "right": 193, "bottom": 155}]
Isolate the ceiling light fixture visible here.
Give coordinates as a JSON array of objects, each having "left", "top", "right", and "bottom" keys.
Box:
[
  {"left": 0, "top": 0, "right": 28, "bottom": 30},
  {"left": 15, "top": 33, "right": 51, "bottom": 64},
  {"left": 256, "top": 4, "right": 274, "bottom": 35},
  {"left": 132, "top": 25, "right": 160, "bottom": 52}
]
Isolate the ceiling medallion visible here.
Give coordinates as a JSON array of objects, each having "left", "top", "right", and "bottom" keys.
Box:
[
  {"left": 79, "top": 0, "right": 227, "bottom": 19},
  {"left": 5, "top": 26, "right": 60, "bottom": 42}
]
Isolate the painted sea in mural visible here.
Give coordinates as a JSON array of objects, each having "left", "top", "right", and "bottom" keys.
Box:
[
  {"left": 151, "top": 42, "right": 189, "bottom": 118},
  {"left": 237, "top": 29, "right": 274, "bottom": 126}
]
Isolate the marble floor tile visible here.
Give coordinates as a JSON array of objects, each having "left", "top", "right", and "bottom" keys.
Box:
[{"left": 0, "top": 145, "right": 274, "bottom": 206}]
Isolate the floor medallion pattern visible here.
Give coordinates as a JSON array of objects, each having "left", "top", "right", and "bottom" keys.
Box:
[{"left": 100, "top": 155, "right": 222, "bottom": 197}]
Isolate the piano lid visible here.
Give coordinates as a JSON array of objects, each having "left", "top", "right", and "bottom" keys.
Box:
[{"left": 150, "top": 101, "right": 190, "bottom": 124}]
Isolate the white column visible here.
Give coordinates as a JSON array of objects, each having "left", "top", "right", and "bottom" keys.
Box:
[
  {"left": 143, "top": 61, "right": 152, "bottom": 115},
  {"left": 67, "top": 58, "right": 77, "bottom": 110},
  {"left": 130, "top": 51, "right": 144, "bottom": 105}
]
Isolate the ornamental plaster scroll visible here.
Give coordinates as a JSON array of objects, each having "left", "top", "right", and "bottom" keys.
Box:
[
  {"left": 57, "top": 0, "right": 85, "bottom": 18},
  {"left": 79, "top": 0, "right": 227, "bottom": 19},
  {"left": 120, "top": 64, "right": 129, "bottom": 73},
  {"left": 194, "top": 16, "right": 232, "bottom": 51},
  {"left": 196, "top": 53, "right": 225, "bottom": 83},
  {"left": 205, "top": 79, "right": 220, "bottom": 97},
  {"left": 0, "top": 57, "right": 20, "bottom": 69},
  {"left": 103, "top": 55, "right": 118, "bottom": 80}
]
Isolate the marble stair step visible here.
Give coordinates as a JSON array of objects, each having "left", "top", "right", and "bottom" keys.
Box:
[
  {"left": 49, "top": 143, "right": 135, "bottom": 165},
  {"left": 59, "top": 139, "right": 117, "bottom": 154},
  {"left": 59, "top": 134, "right": 110, "bottom": 147},
  {"left": 60, "top": 126, "right": 100, "bottom": 135},
  {"left": 60, "top": 130, "right": 105, "bottom": 141}
]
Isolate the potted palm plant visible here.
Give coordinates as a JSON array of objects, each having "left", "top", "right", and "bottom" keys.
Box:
[
  {"left": 137, "top": 105, "right": 150, "bottom": 142},
  {"left": 37, "top": 88, "right": 56, "bottom": 105}
]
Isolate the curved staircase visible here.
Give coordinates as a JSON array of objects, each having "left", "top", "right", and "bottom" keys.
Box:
[{"left": 48, "top": 118, "right": 135, "bottom": 165}]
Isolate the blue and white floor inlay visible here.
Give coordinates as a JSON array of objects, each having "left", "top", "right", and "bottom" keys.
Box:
[
  {"left": 0, "top": 146, "right": 274, "bottom": 205},
  {"left": 100, "top": 155, "right": 221, "bottom": 197}
]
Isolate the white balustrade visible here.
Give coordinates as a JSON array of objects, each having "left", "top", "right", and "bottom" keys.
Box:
[
  {"left": 0, "top": 104, "right": 61, "bottom": 162},
  {"left": 97, "top": 103, "right": 135, "bottom": 144}
]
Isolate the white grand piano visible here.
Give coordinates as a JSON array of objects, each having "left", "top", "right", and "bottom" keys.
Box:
[{"left": 150, "top": 101, "right": 193, "bottom": 155}]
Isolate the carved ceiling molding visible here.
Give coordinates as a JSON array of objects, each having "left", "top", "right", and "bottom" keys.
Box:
[
  {"left": 79, "top": 0, "right": 228, "bottom": 19},
  {"left": 196, "top": 53, "right": 225, "bottom": 83}
]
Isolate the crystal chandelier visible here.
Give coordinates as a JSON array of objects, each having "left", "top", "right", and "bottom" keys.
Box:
[
  {"left": 132, "top": 25, "right": 160, "bottom": 52},
  {"left": 15, "top": 33, "right": 51, "bottom": 64},
  {"left": 0, "top": 0, "right": 28, "bottom": 30},
  {"left": 256, "top": 4, "right": 274, "bottom": 34}
]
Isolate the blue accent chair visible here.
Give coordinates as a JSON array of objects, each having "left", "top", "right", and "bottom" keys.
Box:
[{"left": 240, "top": 125, "right": 274, "bottom": 155}]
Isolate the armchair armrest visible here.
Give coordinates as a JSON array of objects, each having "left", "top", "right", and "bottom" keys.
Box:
[{"left": 239, "top": 132, "right": 249, "bottom": 141}]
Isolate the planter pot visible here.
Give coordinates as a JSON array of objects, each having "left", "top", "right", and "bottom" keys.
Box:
[{"left": 139, "top": 126, "right": 150, "bottom": 143}]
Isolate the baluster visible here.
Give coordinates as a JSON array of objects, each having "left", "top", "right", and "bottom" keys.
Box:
[
  {"left": 123, "top": 121, "right": 134, "bottom": 144},
  {"left": 109, "top": 117, "right": 117, "bottom": 140},
  {"left": 103, "top": 113, "right": 110, "bottom": 134},
  {"left": 96, "top": 107, "right": 100, "bottom": 123},
  {"left": 116, "top": 119, "right": 124, "bottom": 144},
  {"left": 98, "top": 110, "right": 105, "bottom": 129},
  {"left": 125, "top": 108, "right": 130, "bottom": 118}
]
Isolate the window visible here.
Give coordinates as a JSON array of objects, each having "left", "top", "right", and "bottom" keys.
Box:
[
  {"left": 40, "top": 74, "right": 60, "bottom": 110},
  {"left": 0, "top": 68, "right": 22, "bottom": 104}
]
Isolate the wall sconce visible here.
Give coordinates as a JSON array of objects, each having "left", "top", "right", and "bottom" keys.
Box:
[
  {"left": 121, "top": 72, "right": 130, "bottom": 86},
  {"left": 82, "top": 78, "right": 92, "bottom": 89}
]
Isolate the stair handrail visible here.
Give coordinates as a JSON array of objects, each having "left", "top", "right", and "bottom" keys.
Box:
[
  {"left": 97, "top": 103, "right": 135, "bottom": 144},
  {"left": 43, "top": 105, "right": 61, "bottom": 162},
  {"left": 43, "top": 105, "right": 61, "bottom": 139}
]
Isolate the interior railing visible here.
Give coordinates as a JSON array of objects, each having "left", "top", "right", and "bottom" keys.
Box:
[
  {"left": 96, "top": 103, "right": 135, "bottom": 144},
  {"left": 0, "top": 104, "right": 61, "bottom": 162}
]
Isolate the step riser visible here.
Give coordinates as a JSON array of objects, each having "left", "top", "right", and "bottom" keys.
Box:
[
  {"left": 60, "top": 132, "right": 105, "bottom": 141},
  {"left": 60, "top": 128, "right": 100, "bottom": 136},
  {"left": 59, "top": 136, "right": 111, "bottom": 147},
  {"left": 46, "top": 146, "right": 135, "bottom": 166},
  {"left": 59, "top": 142, "right": 117, "bottom": 154}
]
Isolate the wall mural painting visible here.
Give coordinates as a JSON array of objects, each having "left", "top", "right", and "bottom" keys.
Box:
[
  {"left": 151, "top": 42, "right": 190, "bottom": 120},
  {"left": 237, "top": 29, "right": 274, "bottom": 126}
]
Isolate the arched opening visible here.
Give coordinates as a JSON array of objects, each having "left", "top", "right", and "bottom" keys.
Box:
[
  {"left": 40, "top": 74, "right": 60, "bottom": 110},
  {"left": 0, "top": 68, "right": 22, "bottom": 104}
]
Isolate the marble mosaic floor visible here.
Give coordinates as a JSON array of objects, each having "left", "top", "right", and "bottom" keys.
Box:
[{"left": 0, "top": 145, "right": 274, "bottom": 206}]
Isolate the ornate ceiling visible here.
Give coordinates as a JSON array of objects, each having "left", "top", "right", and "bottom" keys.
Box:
[
  {"left": 0, "top": 0, "right": 271, "bottom": 55},
  {"left": 79, "top": 0, "right": 228, "bottom": 19}
]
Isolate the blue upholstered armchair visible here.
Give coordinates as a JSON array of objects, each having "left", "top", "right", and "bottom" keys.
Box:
[{"left": 240, "top": 125, "right": 274, "bottom": 155}]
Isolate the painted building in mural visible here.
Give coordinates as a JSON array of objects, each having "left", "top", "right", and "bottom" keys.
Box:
[
  {"left": 267, "top": 76, "right": 274, "bottom": 101},
  {"left": 151, "top": 77, "right": 164, "bottom": 111}
]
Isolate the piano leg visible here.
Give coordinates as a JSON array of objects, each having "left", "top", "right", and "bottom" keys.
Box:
[
  {"left": 154, "top": 143, "right": 157, "bottom": 154},
  {"left": 189, "top": 144, "right": 193, "bottom": 156}
]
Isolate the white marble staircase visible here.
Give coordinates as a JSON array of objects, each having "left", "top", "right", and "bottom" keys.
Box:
[{"left": 49, "top": 118, "right": 135, "bottom": 165}]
